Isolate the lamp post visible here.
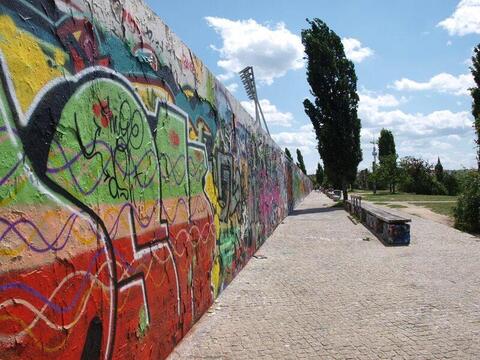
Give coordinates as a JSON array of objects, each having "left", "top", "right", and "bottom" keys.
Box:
[
  {"left": 371, "top": 138, "right": 378, "bottom": 195},
  {"left": 239, "top": 66, "right": 270, "bottom": 136}
]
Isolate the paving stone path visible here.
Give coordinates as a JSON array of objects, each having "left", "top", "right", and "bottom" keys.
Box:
[{"left": 168, "top": 192, "right": 480, "bottom": 359}]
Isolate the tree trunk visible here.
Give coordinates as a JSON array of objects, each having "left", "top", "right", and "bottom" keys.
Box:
[{"left": 342, "top": 183, "right": 348, "bottom": 203}]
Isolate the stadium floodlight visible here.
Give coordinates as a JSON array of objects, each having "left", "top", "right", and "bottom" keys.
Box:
[{"left": 239, "top": 66, "right": 270, "bottom": 136}]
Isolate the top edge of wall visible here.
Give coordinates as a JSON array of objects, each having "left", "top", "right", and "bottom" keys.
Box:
[{"left": 51, "top": 0, "right": 311, "bottom": 179}]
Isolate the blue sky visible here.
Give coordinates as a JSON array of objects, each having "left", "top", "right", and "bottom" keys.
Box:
[{"left": 146, "top": 0, "right": 480, "bottom": 173}]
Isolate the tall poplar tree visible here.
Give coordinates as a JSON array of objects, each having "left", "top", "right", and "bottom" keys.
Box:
[
  {"left": 316, "top": 163, "right": 324, "bottom": 187},
  {"left": 302, "top": 19, "right": 362, "bottom": 200},
  {"left": 378, "top": 129, "right": 396, "bottom": 164},
  {"left": 296, "top": 149, "right": 307, "bottom": 175},
  {"left": 285, "top": 147, "right": 293, "bottom": 162},
  {"left": 377, "top": 128, "right": 398, "bottom": 193}
]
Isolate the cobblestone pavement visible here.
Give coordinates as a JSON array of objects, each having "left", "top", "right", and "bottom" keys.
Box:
[{"left": 168, "top": 192, "right": 480, "bottom": 359}]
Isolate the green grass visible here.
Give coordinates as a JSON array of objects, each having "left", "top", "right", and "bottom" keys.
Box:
[
  {"left": 352, "top": 190, "right": 457, "bottom": 202},
  {"left": 413, "top": 202, "right": 456, "bottom": 217}
]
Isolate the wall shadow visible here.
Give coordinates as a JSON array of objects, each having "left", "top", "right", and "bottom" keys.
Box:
[{"left": 289, "top": 207, "right": 343, "bottom": 216}]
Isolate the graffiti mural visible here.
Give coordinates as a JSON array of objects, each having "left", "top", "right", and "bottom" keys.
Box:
[{"left": 0, "top": 0, "right": 312, "bottom": 359}]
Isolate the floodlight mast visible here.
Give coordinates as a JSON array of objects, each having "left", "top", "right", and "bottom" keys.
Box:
[{"left": 239, "top": 66, "right": 270, "bottom": 136}]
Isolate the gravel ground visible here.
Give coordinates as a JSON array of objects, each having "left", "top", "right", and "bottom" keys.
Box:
[{"left": 168, "top": 192, "right": 480, "bottom": 359}]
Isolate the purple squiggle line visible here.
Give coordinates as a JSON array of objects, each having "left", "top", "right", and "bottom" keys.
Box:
[
  {"left": 0, "top": 213, "right": 81, "bottom": 253},
  {"left": 0, "top": 247, "right": 107, "bottom": 314},
  {"left": 48, "top": 138, "right": 158, "bottom": 195},
  {"left": 107, "top": 201, "right": 158, "bottom": 240}
]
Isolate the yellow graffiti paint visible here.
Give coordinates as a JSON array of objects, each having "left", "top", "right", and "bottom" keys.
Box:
[
  {"left": 188, "top": 127, "right": 198, "bottom": 141},
  {"left": 204, "top": 171, "right": 223, "bottom": 296},
  {"left": 0, "top": 243, "right": 27, "bottom": 257},
  {"left": 211, "top": 253, "right": 221, "bottom": 298},
  {"left": 204, "top": 172, "right": 220, "bottom": 240},
  {"left": 134, "top": 83, "right": 174, "bottom": 111},
  {"left": 183, "top": 88, "right": 195, "bottom": 99},
  {"left": 0, "top": 16, "right": 68, "bottom": 113}
]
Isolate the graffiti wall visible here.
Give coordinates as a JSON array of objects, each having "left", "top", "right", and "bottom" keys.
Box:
[{"left": 0, "top": 0, "right": 312, "bottom": 358}]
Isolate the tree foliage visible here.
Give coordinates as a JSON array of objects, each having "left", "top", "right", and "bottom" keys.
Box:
[
  {"left": 442, "top": 172, "right": 459, "bottom": 196},
  {"left": 378, "top": 129, "right": 396, "bottom": 164},
  {"left": 296, "top": 149, "right": 307, "bottom": 175},
  {"left": 285, "top": 147, "right": 293, "bottom": 162},
  {"left": 434, "top": 157, "right": 444, "bottom": 182},
  {"left": 357, "top": 168, "right": 370, "bottom": 190},
  {"left": 315, "top": 163, "right": 324, "bottom": 187},
  {"left": 376, "top": 129, "right": 398, "bottom": 192},
  {"left": 302, "top": 18, "right": 362, "bottom": 200},
  {"left": 470, "top": 44, "right": 480, "bottom": 171},
  {"left": 398, "top": 157, "right": 446, "bottom": 195},
  {"left": 454, "top": 171, "right": 480, "bottom": 233},
  {"left": 377, "top": 154, "right": 399, "bottom": 193}
]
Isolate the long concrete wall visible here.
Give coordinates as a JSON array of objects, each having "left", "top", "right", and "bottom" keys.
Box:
[{"left": 0, "top": 1, "right": 312, "bottom": 358}]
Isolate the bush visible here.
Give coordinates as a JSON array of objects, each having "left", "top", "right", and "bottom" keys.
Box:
[
  {"left": 442, "top": 172, "right": 460, "bottom": 196},
  {"left": 454, "top": 171, "right": 480, "bottom": 233},
  {"left": 397, "top": 156, "right": 449, "bottom": 195}
]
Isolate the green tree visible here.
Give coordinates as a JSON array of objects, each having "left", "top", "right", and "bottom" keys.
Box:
[
  {"left": 302, "top": 18, "right": 362, "bottom": 201},
  {"left": 285, "top": 147, "right": 293, "bottom": 162},
  {"left": 435, "top": 157, "right": 444, "bottom": 182},
  {"left": 454, "top": 171, "right": 480, "bottom": 233},
  {"left": 315, "top": 163, "right": 324, "bottom": 187},
  {"left": 377, "top": 129, "right": 398, "bottom": 193},
  {"left": 398, "top": 157, "right": 446, "bottom": 195},
  {"left": 296, "top": 149, "right": 307, "bottom": 175},
  {"left": 442, "top": 172, "right": 459, "bottom": 196},
  {"left": 378, "top": 129, "right": 396, "bottom": 163},
  {"left": 378, "top": 154, "right": 399, "bottom": 193},
  {"left": 470, "top": 44, "right": 480, "bottom": 171},
  {"left": 357, "top": 168, "right": 370, "bottom": 190}
]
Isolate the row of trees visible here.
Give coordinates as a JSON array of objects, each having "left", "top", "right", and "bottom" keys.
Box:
[
  {"left": 285, "top": 147, "right": 307, "bottom": 175},
  {"left": 298, "top": 18, "right": 478, "bottom": 233},
  {"left": 356, "top": 129, "right": 459, "bottom": 196},
  {"left": 357, "top": 155, "right": 459, "bottom": 196}
]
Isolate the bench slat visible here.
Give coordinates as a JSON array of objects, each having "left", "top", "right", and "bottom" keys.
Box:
[{"left": 361, "top": 203, "right": 411, "bottom": 223}]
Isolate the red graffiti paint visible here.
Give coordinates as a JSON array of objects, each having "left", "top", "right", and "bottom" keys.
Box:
[
  {"left": 92, "top": 100, "right": 113, "bottom": 128},
  {"left": 169, "top": 130, "right": 180, "bottom": 147}
]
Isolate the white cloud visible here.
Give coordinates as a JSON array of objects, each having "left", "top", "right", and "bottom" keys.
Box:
[
  {"left": 438, "top": 0, "right": 480, "bottom": 36},
  {"left": 225, "top": 83, "right": 238, "bottom": 93},
  {"left": 360, "top": 104, "right": 471, "bottom": 137},
  {"left": 271, "top": 123, "right": 316, "bottom": 155},
  {"left": 392, "top": 72, "right": 474, "bottom": 96},
  {"left": 358, "top": 91, "right": 476, "bottom": 169},
  {"left": 205, "top": 17, "right": 304, "bottom": 85},
  {"left": 359, "top": 91, "right": 405, "bottom": 111},
  {"left": 341, "top": 38, "right": 374, "bottom": 63},
  {"left": 217, "top": 73, "right": 235, "bottom": 82},
  {"left": 241, "top": 99, "right": 294, "bottom": 127}
]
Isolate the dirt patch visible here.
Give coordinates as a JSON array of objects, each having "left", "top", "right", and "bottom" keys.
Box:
[{"left": 373, "top": 201, "right": 454, "bottom": 227}]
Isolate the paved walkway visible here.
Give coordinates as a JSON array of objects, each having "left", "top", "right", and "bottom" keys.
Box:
[{"left": 169, "top": 192, "right": 480, "bottom": 359}]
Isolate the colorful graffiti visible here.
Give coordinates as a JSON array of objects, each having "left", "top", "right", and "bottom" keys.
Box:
[{"left": 0, "top": 0, "right": 311, "bottom": 359}]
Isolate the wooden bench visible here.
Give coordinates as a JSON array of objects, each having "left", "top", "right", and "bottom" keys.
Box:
[{"left": 346, "top": 196, "right": 411, "bottom": 246}]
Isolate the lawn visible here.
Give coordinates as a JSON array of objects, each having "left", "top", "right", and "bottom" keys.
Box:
[
  {"left": 414, "top": 202, "right": 456, "bottom": 217},
  {"left": 352, "top": 190, "right": 457, "bottom": 202}
]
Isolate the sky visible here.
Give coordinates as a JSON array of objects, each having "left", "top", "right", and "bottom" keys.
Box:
[{"left": 145, "top": 0, "right": 480, "bottom": 173}]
